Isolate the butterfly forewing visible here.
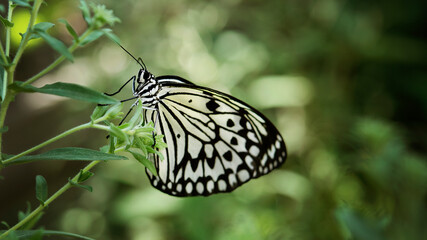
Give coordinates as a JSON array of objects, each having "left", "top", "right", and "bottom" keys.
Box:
[{"left": 144, "top": 76, "right": 287, "bottom": 196}]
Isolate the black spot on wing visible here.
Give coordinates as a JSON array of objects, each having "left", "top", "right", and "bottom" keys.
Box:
[
  {"left": 206, "top": 99, "right": 220, "bottom": 112},
  {"left": 223, "top": 150, "right": 232, "bottom": 161},
  {"left": 227, "top": 119, "right": 234, "bottom": 127}
]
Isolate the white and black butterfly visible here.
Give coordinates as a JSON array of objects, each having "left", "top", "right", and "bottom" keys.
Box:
[{"left": 107, "top": 47, "right": 287, "bottom": 197}]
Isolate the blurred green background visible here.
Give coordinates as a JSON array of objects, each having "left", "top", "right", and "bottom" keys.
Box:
[{"left": 1, "top": 0, "right": 426, "bottom": 239}]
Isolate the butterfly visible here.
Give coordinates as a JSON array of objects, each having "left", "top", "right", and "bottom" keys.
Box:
[{"left": 106, "top": 46, "right": 287, "bottom": 197}]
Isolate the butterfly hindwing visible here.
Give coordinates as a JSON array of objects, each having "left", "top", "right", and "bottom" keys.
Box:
[{"left": 144, "top": 76, "right": 287, "bottom": 196}]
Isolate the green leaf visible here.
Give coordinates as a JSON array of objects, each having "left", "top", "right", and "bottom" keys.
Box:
[
  {"left": 17, "top": 202, "right": 32, "bottom": 221},
  {"left": 3, "top": 147, "right": 127, "bottom": 164},
  {"left": 79, "top": 0, "right": 91, "bottom": 25},
  {"left": 101, "top": 28, "right": 120, "bottom": 44},
  {"left": 104, "top": 103, "right": 123, "bottom": 119},
  {"left": 79, "top": 30, "right": 104, "bottom": 46},
  {"left": 10, "top": 0, "right": 31, "bottom": 8},
  {"left": 33, "top": 22, "right": 55, "bottom": 32},
  {"left": 0, "top": 15, "right": 13, "bottom": 27},
  {"left": 77, "top": 170, "right": 94, "bottom": 182},
  {"left": 109, "top": 124, "right": 128, "bottom": 142},
  {"left": 68, "top": 178, "right": 93, "bottom": 192},
  {"left": 33, "top": 29, "right": 74, "bottom": 61},
  {"left": 58, "top": 19, "right": 79, "bottom": 42},
  {"left": 10, "top": 82, "right": 118, "bottom": 104},
  {"left": 127, "top": 100, "right": 143, "bottom": 128},
  {"left": 127, "top": 149, "right": 157, "bottom": 176},
  {"left": 2, "top": 230, "right": 95, "bottom": 240},
  {"left": 0, "top": 126, "right": 7, "bottom": 133},
  {"left": 90, "top": 105, "right": 109, "bottom": 122},
  {"left": 35, "top": 175, "right": 48, "bottom": 205},
  {"left": 1, "top": 221, "right": 10, "bottom": 228}
]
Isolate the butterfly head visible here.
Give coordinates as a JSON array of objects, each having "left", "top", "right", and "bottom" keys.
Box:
[{"left": 133, "top": 68, "right": 161, "bottom": 102}]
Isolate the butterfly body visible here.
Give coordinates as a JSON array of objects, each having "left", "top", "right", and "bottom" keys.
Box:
[{"left": 129, "top": 69, "right": 287, "bottom": 196}]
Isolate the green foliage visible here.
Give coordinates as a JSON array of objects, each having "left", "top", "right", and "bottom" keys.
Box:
[
  {"left": 1, "top": 0, "right": 426, "bottom": 239},
  {"left": 0, "top": 1, "right": 164, "bottom": 240},
  {"left": 10, "top": 82, "right": 118, "bottom": 104},
  {"left": 32, "top": 25, "right": 74, "bottom": 61},
  {"left": 2, "top": 147, "right": 127, "bottom": 164},
  {"left": 35, "top": 175, "right": 47, "bottom": 205}
]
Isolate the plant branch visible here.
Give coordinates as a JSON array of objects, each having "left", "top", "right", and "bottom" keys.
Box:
[
  {"left": 0, "top": 160, "right": 101, "bottom": 239},
  {"left": 22, "top": 27, "right": 94, "bottom": 86},
  {"left": 10, "top": 0, "right": 43, "bottom": 71},
  {"left": 2, "top": 115, "right": 110, "bottom": 166}
]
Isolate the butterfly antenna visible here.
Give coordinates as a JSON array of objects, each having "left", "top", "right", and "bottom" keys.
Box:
[{"left": 119, "top": 44, "right": 145, "bottom": 70}]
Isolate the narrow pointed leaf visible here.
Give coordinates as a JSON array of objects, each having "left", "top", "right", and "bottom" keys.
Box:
[
  {"left": 10, "top": 82, "right": 118, "bottom": 104},
  {"left": 4, "top": 230, "right": 95, "bottom": 240},
  {"left": 0, "top": 15, "right": 13, "bottom": 27},
  {"left": 101, "top": 28, "right": 120, "bottom": 44},
  {"left": 69, "top": 178, "right": 93, "bottom": 192},
  {"left": 128, "top": 149, "right": 157, "bottom": 176},
  {"left": 3, "top": 147, "right": 127, "bottom": 164},
  {"left": 33, "top": 22, "right": 55, "bottom": 32},
  {"left": 79, "top": 0, "right": 91, "bottom": 25},
  {"left": 33, "top": 29, "right": 74, "bottom": 61},
  {"left": 58, "top": 19, "right": 79, "bottom": 42},
  {"left": 10, "top": 0, "right": 31, "bottom": 8},
  {"left": 109, "top": 124, "right": 128, "bottom": 142},
  {"left": 35, "top": 175, "right": 48, "bottom": 205},
  {"left": 77, "top": 170, "right": 94, "bottom": 182},
  {"left": 79, "top": 30, "right": 104, "bottom": 46},
  {"left": 90, "top": 105, "right": 109, "bottom": 122}
]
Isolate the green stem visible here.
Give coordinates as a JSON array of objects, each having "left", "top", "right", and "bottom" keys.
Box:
[
  {"left": 22, "top": 27, "right": 94, "bottom": 86},
  {"left": 0, "top": 160, "right": 101, "bottom": 239},
  {"left": 10, "top": 0, "right": 43, "bottom": 71},
  {"left": 2, "top": 114, "right": 110, "bottom": 165},
  {"left": 0, "top": 94, "right": 13, "bottom": 167},
  {"left": 0, "top": 40, "right": 7, "bottom": 66}
]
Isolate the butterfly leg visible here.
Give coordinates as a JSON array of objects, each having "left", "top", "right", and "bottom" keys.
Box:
[{"left": 105, "top": 75, "right": 136, "bottom": 97}]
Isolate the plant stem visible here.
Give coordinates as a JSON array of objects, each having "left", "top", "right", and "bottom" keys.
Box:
[
  {"left": 0, "top": 160, "right": 101, "bottom": 239},
  {"left": 1, "top": 2, "right": 13, "bottom": 96},
  {"left": 22, "top": 27, "right": 94, "bottom": 86},
  {"left": 10, "top": 0, "right": 43, "bottom": 71},
  {"left": 2, "top": 122, "right": 92, "bottom": 165},
  {"left": 0, "top": 40, "right": 7, "bottom": 66},
  {"left": 0, "top": 1, "right": 15, "bottom": 162},
  {"left": 0, "top": 0, "right": 36, "bottom": 164},
  {"left": 2, "top": 115, "right": 112, "bottom": 166}
]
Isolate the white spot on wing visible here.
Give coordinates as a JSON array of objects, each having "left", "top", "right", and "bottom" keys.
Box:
[
  {"left": 218, "top": 179, "right": 227, "bottom": 191},
  {"left": 248, "top": 132, "right": 258, "bottom": 143},
  {"left": 245, "top": 155, "right": 254, "bottom": 170},
  {"left": 196, "top": 182, "right": 204, "bottom": 194},
  {"left": 249, "top": 145, "right": 260, "bottom": 157},
  {"left": 238, "top": 170, "right": 250, "bottom": 182},
  {"left": 207, "top": 180, "right": 214, "bottom": 193},
  {"left": 186, "top": 182, "right": 193, "bottom": 194},
  {"left": 228, "top": 174, "right": 237, "bottom": 186}
]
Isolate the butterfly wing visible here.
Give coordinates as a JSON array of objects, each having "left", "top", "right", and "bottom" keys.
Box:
[{"left": 144, "top": 76, "right": 287, "bottom": 196}]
